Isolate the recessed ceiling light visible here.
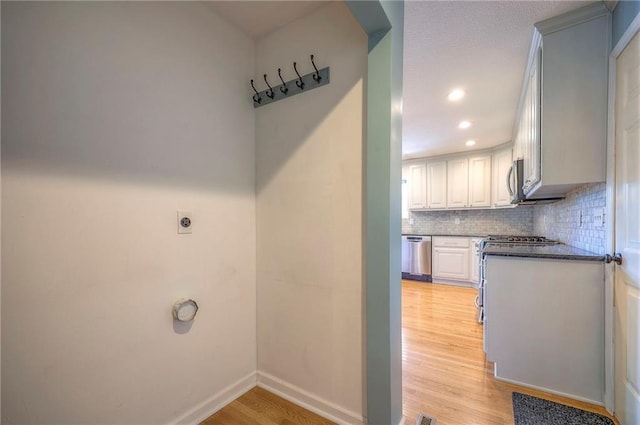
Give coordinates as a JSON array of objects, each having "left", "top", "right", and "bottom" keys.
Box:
[
  {"left": 448, "top": 89, "right": 465, "bottom": 101},
  {"left": 458, "top": 120, "right": 472, "bottom": 129},
  {"left": 465, "top": 140, "right": 476, "bottom": 147}
]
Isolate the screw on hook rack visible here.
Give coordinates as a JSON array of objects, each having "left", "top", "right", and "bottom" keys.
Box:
[
  {"left": 311, "top": 54, "right": 321, "bottom": 83},
  {"left": 250, "top": 79, "right": 262, "bottom": 104},
  {"left": 293, "top": 62, "right": 305, "bottom": 90}
]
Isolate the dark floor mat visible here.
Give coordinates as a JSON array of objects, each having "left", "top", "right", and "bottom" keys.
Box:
[{"left": 512, "top": 392, "right": 614, "bottom": 425}]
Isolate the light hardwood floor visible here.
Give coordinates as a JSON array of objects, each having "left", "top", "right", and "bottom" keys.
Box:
[
  {"left": 202, "top": 280, "right": 617, "bottom": 425},
  {"left": 402, "top": 279, "right": 617, "bottom": 425},
  {"left": 200, "top": 386, "right": 334, "bottom": 425}
]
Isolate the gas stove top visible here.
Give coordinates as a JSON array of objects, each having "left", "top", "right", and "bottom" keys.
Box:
[{"left": 483, "top": 235, "right": 559, "bottom": 245}]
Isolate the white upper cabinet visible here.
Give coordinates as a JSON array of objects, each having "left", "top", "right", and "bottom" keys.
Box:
[
  {"left": 468, "top": 155, "right": 492, "bottom": 208},
  {"left": 402, "top": 145, "right": 512, "bottom": 211},
  {"left": 513, "top": 3, "right": 609, "bottom": 199},
  {"left": 408, "top": 162, "right": 427, "bottom": 209},
  {"left": 426, "top": 161, "right": 447, "bottom": 208},
  {"left": 520, "top": 44, "right": 541, "bottom": 194},
  {"left": 447, "top": 158, "right": 469, "bottom": 208},
  {"left": 492, "top": 147, "right": 513, "bottom": 207}
]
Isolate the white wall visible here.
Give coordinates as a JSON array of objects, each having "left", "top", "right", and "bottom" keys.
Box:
[
  {"left": 0, "top": 2, "right": 3, "bottom": 419},
  {"left": 255, "top": 3, "right": 367, "bottom": 424},
  {"left": 1, "top": 3, "right": 256, "bottom": 424}
]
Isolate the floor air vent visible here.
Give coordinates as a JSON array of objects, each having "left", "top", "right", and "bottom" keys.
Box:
[{"left": 416, "top": 413, "right": 437, "bottom": 425}]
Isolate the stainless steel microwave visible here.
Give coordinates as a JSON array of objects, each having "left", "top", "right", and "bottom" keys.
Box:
[
  {"left": 506, "top": 159, "right": 563, "bottom": 205},
  {"left": 507, "top": 159, "right": 525, "bottom": 204}
]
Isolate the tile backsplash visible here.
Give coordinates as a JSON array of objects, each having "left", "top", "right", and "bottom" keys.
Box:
[
  {"left": 403, "top": 207, "right": 534, "bottom": 236},
  {"left": 533, "top": 182, "right": 606, "bottom": 254},
  {"left": 402, "top": 182, "right": 607, "bottom": 253}
]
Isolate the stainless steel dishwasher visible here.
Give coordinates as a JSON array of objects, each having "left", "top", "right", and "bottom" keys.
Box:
[{"left": 401, "top": 235, "right": 432, "bottom": 282}]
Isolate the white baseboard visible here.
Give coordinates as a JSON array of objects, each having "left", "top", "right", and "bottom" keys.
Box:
[
  {"left": 168, "top": 371, "right": 257, "bottom": 425},
  {"left": 493, "top": 374, "right": 604, "bottom": 407},
  {"left": 430, "top": 279, "right": 476, "bottom": 288},
  {"left": 257, "top": 371, "right": 364, "bottom": 425}
]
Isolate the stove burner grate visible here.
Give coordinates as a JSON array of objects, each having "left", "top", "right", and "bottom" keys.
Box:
[{"left": 484, "top": 235, "right": 558, "bottom": 245}]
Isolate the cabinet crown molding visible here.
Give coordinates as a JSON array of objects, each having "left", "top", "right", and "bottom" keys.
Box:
[
  {"left": 534, "top": 2, "right": 610, "bottom": 35},
  {"left": 403, "top": 142, "right": 512, "bottom": 163}
]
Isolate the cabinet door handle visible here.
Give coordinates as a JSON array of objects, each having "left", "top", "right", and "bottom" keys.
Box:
[{"left": 506, "top": 164, "right": 514, "bottom": 197}]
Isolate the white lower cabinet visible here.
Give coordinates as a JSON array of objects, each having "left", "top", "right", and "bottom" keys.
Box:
[
  {"left": 432, "top": 237, "right": 470, "bottom": 282},
  {"left": 469, "top": 238, "right": 481, "bottom": 284},
  {"left": 484, "top": 255, "right": 604, "bottom": 404}
]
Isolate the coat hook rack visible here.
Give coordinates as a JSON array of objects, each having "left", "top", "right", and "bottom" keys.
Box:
[{"left": 249, "top": 54, "right": 330, "bottom": 108}]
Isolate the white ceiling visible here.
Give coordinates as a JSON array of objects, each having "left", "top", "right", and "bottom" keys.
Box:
[
  {"left": 205, "top": 0, "right": 597, "bottom": 159},
  {"left": 205, "top": 1, "right": 328, "bottom": 40},
  {"left": 403, "top": 0, "right": 591, "bottom": 159}
]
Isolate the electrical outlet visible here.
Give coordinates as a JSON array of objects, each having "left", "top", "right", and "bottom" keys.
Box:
[
  {"left": 577, "top": 210, "right": 583, "bottom": 227},
  {"left": 454, "top": 217, "right": 460, "bottom": 225},
  {"left": 409, "top": 218, "right": 415, "bottom": 225},
  {"left": 177, "top": 210, "right": 193, "bottom": 234},
  {"left": 593, "top": 208, "right": 605, "bottom": 227}
]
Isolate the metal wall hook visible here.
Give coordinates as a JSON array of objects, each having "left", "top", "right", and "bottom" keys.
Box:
[
  {"left": 250, "top": 56, "right": 330, "bottom": 108},
  {"left": 263, "top": 74, "right": 275, "bottom": 99},
  {"left": 278, "top": 68, "right": 288, "bottom": 94},
  {"left": 293, "top": 62, "right": 305, "bottom": 89},
  {"left": 250, "top": 79, "right": 262, "bottom": 104},
  {"left": 311, "top": 54, "right": 322, "bottom": 83}
]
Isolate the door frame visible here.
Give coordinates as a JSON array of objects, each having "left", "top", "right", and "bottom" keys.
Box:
[{"left": 605, "top": 10, "right": 640, "bottom": 415}]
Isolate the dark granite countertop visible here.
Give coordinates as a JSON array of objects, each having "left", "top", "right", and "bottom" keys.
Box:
[
  {"left": 481, "top": 243, "right": 604, "bottom": 262},
  {"left": 402, "top": 233, "right": 488, "bottom": 238}
]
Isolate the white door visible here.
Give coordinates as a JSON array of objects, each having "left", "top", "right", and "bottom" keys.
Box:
[
  {"left": 446, "top": 158, "right": 468, "bottom": 208},
  {"left": 408, "top": 163, "right": 427, "bottom": 209},
  {"left": 426, "top": 161, "right": 447, "bottom": 208},
  {"left": 432, "top": 247, "right": 470, "bottom": 281},
  {"left": 469, "top": 238, "right": 481, "bottom": 284},
  {"left": 468, "top": 155, "right": 491, "bottom": 208},
  {"left": 614, "top": 29, "right": 640, "bottom": 425}
]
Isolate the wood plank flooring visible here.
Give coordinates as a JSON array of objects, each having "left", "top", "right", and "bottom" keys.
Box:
[
  {"left": 200, "top": 386, "right": 334, "bottom": 425},
  {"left": 202, "top": 280, "right": 617, "bottom": 425},
  {"left": 402, "top": 279, "right": 617, "bottom": 425}
]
